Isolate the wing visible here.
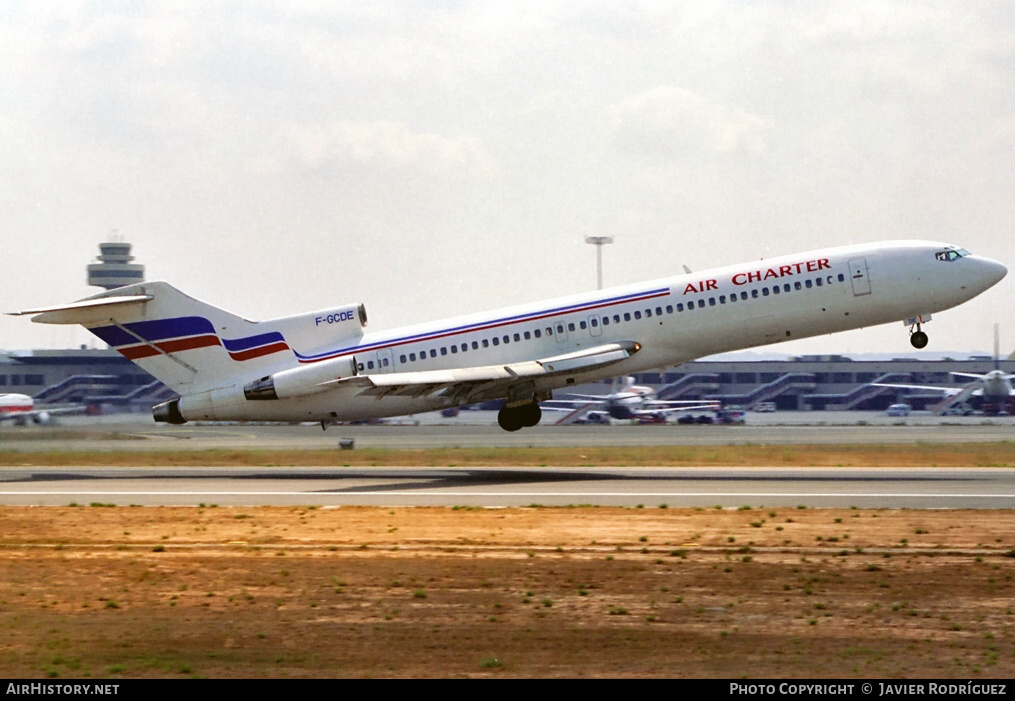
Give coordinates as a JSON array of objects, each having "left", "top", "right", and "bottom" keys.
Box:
[
  {"left": 330, "top": 341, "right": 641, "bottom": 405},
  {"left": 632, "top": 402, "right": 721, "bottom": 415},
  {"left": 543, "top": 403, "right": 609, "bottom": 425},
  {"left": 871, "top": 382, "right": 968, "bottom": 397},
  {"left": 640, "top": 400, "right": 722, "bottom": 411}
]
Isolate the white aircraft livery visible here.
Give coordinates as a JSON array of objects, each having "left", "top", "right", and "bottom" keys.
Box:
[
  {"left": 10, "top": 241, "right": 1006, "bottom": 431},
  {"left": 0, "top": 393, "right": 80, "bottom": 425}
]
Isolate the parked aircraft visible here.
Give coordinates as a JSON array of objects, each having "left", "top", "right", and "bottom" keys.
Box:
[
  {"left": 10, "top": 241, "right": 1006, "bottom": 431},
  {"left": 542, "top": 376, "right": 719, "bottom": 424},
  {"left": 0, "top": 393, "right": 80, "bottom": 425},
  {"left": 873, "top": 325, "right": 1014, "bottom": 414}
]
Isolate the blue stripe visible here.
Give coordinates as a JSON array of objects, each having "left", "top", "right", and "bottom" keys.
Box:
[
  {"left": 294, "top": 286, "right": 670, "bottom": 362},
  {"left": 222, "top": 332, "right": 286, "bottom": 352},
  {"left": 89, "top": 317, "right": 216, "bottom": 347}
]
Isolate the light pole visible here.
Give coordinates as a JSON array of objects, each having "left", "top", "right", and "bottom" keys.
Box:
[{"left": 584, "top": 236, "right": 614, "bottom": 290}]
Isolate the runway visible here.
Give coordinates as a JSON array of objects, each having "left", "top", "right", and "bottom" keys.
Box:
[
  {"left": 3, "top": 410, "right": 1014, "bottom": 452},
  {"left": 2, "top": 413, "right": 1014, "bottom": 508},
  {"left": 1, "top": 466, "right": 1013, "bottom": 508}
]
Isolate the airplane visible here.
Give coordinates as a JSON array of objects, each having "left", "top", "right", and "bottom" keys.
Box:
[
  {"left": 541, "top": 376, "right": 720, "bottom": 424},
  {"left": 8, "top": 240, "right": 1006, "bottom": 432},
  {"left": 0, "top": 393, "right": 80, "bottom": 426},
  {"left": 872, "top": 324, "right": 1015, "bottom": 415}
]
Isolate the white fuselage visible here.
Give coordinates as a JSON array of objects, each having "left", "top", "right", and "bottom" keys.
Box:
[{"left": 180, "top": 240, "right": 1005, "bottom": 423}]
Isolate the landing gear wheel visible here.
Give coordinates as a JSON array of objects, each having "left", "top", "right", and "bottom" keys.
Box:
[
  {"left": 519, "top": 402, "right": 542, "bottom": 428},
  {"left": 910, "top": 330, "right": 928, "bottom": 349},
  {"left": 497, "top": 406, "right": 523, "bottom": 432}
]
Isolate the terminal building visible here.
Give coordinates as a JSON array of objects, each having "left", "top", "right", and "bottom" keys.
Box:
[{"left": 3, "top": 239, "right": 1011, "bottom": 414}]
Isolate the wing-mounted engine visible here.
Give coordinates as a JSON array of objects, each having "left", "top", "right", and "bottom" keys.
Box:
[{"left": 243, "top": 355, "right": 358, "bottom": 400}]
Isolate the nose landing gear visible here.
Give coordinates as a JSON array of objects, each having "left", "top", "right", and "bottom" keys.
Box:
[
  {"left": 909, "top": 324, "right": 928, "bottom": 349},
  {"left": 905, "top": 315, "right": 932, "bottom": 349}
]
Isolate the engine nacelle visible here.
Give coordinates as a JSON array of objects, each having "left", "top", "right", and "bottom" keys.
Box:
[{"left": 243, "top": 355, "right": 358, "bottom": 401}]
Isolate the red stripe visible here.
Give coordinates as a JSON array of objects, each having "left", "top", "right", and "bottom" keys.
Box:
[
  {"left": 297, "top": 289, "right": 670, "bottom": 363},
  {"left": 0, "top": 405, "right": 32, "bottom": 413},
  {"left": 118, "top": 335, "right": 221, "bottom": 360},
  {"left": 228, "top": 342, "right": 290, "bottom": 361}
]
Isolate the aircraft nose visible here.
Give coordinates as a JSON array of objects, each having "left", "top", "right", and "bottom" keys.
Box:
[{"left": 979, "top": 257, "right": 1008, "bottom": 290}]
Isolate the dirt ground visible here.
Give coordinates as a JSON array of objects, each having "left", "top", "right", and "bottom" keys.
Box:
[{"left": 1, "top": 504, "right": 1014, "bottom": 678}]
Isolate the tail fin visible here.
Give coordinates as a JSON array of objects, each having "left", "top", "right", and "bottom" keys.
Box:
[{"left": 16, "top": 281, "right": 366, "bottom": 394}]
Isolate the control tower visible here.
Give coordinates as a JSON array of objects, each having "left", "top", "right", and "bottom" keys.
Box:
[{"left": 86, "top": 237, "right": 145, "bottom": 290}]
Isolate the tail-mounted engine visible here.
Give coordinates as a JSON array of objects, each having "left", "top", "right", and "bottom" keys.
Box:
[{"left": 243, "top": 355, "right": 358, "bottom": 401}]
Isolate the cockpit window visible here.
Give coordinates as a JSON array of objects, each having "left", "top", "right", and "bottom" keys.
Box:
[{"left": 935, "top": 249, "right": 967, "bottom": 262}]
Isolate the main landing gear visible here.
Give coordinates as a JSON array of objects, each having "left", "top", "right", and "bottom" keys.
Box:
[{"left": 497, "top": 401, "right": 542, "bottom": 432}]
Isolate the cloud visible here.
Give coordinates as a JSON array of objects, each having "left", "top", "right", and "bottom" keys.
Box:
[
  {"left": 291, "top": 120, "right": 495, "bottom": 179},
  {"left": 611, "top": 86, "right": 769, "bottom": 162}
]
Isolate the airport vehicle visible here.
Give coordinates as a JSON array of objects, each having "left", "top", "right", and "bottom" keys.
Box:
[
  {"left": 872, "top": 325, "right": 1014, "bottom": 415},
  {"left": 752, "top": 401, "right": 776, "bottom": 412},
  {"left": 885, "top": 403, "right": 912, "bottom": 417},
  {"left": 0, "top": 393, "right": 80, "bottom": 426},
  {"left": 10, "top": 241, "right": 1006, "bottom": 431},
  {"left": 542, "top": 376, "right": 719, "bottom": 424}
]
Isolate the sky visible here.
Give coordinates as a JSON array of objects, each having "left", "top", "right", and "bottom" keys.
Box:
[{"left": 2, "top": 1, "right": 1014, "bottom": 358}]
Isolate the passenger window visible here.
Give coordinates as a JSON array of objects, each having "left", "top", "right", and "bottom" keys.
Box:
[
  {"left": 816, "top": 278, "right": 823, "bottom": 286},
  {"left": 557, "top": 324, "right": 564, "bottom": 334},
  {"left": 677, "top": 303, "right": 684, "bottom": 311},
  {"left": 623, "top": 313, "right": 631, "bottom": 321},
  {"left": 567, "top": 323, "right": 575, "bottom": 332},
  {"left": 795, "top": 281, "right": 802, "bottom": 290},
  {"left": 784, "top": 283, "right": 790, "bottom": 292},
  {"left": 805, "top": 279, "right": 812, "bottom": 288},
  {"left": 368, "top": 360, "right": 375, "bottom": 369},
  {"left": 741, "top": 291, "right": 748, "bottom": 300},
  {"left": 472, "top": 341, "right": 479, "bottom": 350},
  {"left": 613, "top": 315, "right": 621, "bottom": 324},
  {"left": 440, "top": 348, "right": 447, "bottom": 356},
  {"left": 644, "top": 309, "right": 651, "bottom": 318},
  {"left": 579, "top": 321, "right": 587, "bottom": 329},
  {"left": 709, "top": 297, "right": 716, "bottom": 306},
  {"left": 656, "top": 306, "right": 663, "bottom": 315},
  {"left": 524, "top": 331, "right": 531, "bottom": 339},
  {"left": 409, "top": 353, "right": 416, "bottom": 361},
  {"left": 752, "top": 289, "right": 759, "bottom": 298},
  {"left": 534, "top": 329, "right": 541, "bottom": 338},
  {"left": 513, "top": 333, "right": 520, "bottom": 342},
  {"left": 502, "top": 335, "right": 510, "bottom": 343},
  {"left": 357, "top": 362, "right": 364, "bottom": 371},
  {"left": 728, "top": 295, "right": 735, "bottom": 303},
  {"left": 399, "top": 355, "right": 406, "bottom": 364},
  {"left": 451, "top": 346, "right": 458, "bottom": 354},
  {"left": 493, "top": 337, "right": 500, "bottom": 346},
  {"left": 461, "top": 343, "right": 468, "bottom": 352},
  {"left": 482, "top": 339, "right": 489, "bottom": 348},
  {"left": 773, "top": 286, "right": 780, "bottom": 294},
  {"left": 602, "top": 317, "right": 610, "bottom": 325},
  {"left": 837, "top": 273, "right": 845, "bottom": 282},
  {"left": 430, "top": 349, "right": 437, "bottom": 358},
  {"left": 666, "top": 305, "right": 673, "bottom": 313},
  {"left": 719, "top": 295, "right": 726, "bottom": 303},
  {"left": 382, "top": 358, "right": 389, "bottom": 366},
  {"left": 634, "top": 311, "right": 642, "bottom": 320}
]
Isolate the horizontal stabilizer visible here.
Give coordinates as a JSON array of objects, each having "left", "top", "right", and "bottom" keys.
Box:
[{"left": 8, "top": 295, "right": 154, "bottom": 325}]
